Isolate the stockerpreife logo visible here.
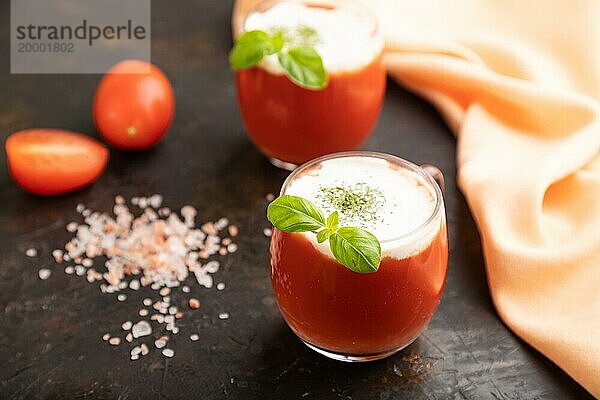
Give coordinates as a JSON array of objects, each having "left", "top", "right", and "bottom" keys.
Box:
[{"left": 11, "top": 0, "right": 150, "bottom": 73}]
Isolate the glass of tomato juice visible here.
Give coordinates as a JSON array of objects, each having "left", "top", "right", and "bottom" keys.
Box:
[
  {"left": 236, "top": 0, "right": 386, "bottom": 170},
  {"left": 269, "top": 152, "right": 448, "bottom": 361}
]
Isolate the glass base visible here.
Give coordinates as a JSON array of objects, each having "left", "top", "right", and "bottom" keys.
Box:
[
  {"left": 302, "top": 338, "right": 416, "bottom": 362},
  {"left": 269, "top": 157, "right": 298, "bottom": 171}
]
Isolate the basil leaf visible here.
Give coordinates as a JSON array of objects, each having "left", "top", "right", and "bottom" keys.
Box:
[
  {"left": 277, "top": 46, "right": 328, "bottom": 90},
  {"left": 329, "top": 227, "right": 381, "bottom": 273},
  {"left": 326, "top": 211, "right": 339, "bottom": 230},
  {"left": 267, "top": 195, "right": 326, "bottom": 232},
  {"left": 229, "top": 30, "right": 282, "bottom": 70},
  {"left": 316, "top": 229, "right": 332, "bottom": 244},
  {"left": 271, "top": 31, "right": 284, "bottom": 52},
  {"left": 267, "top": 195, "right": 382, "bottom": 275}
]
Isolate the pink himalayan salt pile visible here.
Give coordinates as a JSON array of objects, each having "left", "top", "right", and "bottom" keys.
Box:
[{"left": 46, "top": 194, "right": 238, "bottom": 360}]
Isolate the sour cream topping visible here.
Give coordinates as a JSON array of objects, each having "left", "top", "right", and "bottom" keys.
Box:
[
  {"left": 284, "top": 155, "right": 443, "bottom": 260},
  {"left": 244, "top": 1, "right": 384, "bottom": 74}
]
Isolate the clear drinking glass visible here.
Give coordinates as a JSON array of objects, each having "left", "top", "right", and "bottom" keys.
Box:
[
  {"left": 235, "top": 0, "right": 386, "bottom": 170},
  {"left": 269, "top": 151, "right": 448, "bottom": 361}
]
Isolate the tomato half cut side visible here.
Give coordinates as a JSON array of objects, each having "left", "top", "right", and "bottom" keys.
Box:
[{"left": 5, "top": 129, "right": 109, "bottom": 196}]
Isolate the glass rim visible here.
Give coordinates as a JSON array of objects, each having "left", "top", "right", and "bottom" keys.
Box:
[
  {"left": 242, "top": 0, "right": 381, "bottom": 40},
  {"left": 280, "top": 151, "right": 444, "bottom": 244}
]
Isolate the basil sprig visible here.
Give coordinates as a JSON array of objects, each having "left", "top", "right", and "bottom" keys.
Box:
[
  {"left": 267, "top": 195, "right": 381, "bottom": 274},
  {"left": 229, "top": 30, "right": 328, "bottom": 90}
]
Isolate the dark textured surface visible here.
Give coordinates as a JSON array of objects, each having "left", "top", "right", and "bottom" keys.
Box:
[{"left": 0, "top": 1, "right": 594, "bottom": 399}]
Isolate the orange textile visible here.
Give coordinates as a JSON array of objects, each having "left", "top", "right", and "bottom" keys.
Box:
[{"left": 233, "top": 0, "right": 600, "bottom": 395}]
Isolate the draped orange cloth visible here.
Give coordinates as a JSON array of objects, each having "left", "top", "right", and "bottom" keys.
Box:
[{"left": 233, "top": 1, "right": 600, "bottom": 395}]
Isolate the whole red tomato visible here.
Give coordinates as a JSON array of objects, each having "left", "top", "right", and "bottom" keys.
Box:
[{"left": 93, "top": 60, "right": 175, "bottom": 150}]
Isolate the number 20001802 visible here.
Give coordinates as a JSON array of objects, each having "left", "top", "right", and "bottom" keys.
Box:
[{"left": 17, "top": 42, "right": 74, "bottom": 53}]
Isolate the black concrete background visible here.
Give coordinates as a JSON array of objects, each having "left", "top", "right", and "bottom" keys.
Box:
[{"left": 0, "top": 1, "right": 593, "bottom": 399}]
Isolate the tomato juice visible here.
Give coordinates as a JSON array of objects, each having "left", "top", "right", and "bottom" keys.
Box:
[
  {"left": 237, "top": 0, "right": 386, "bottom": 168},
  {"left": 269, "top": 152, "right": 448, "bottom": 360},
  {"left": 237, "top": 57, "right": 385, "bottom": 165}
]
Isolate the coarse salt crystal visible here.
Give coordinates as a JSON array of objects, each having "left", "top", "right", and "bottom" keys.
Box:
[
  {"left": 217, "top": 283, "right": 225, "bottom": 291},
  {"left": 162, "top": 348, "right": 174, "bottom": 358},
  {"left": 38, "top": 269, "right": 51, "bottom": 280},
  {"left": 201, "top": 222, "right": 218, "bottom": 236},
  {"left": 150, "top": 194, "right": 163, "bottom": 209},
  {"left": 219, "top": 313, "right": 229, "bottom": 320},
  {"left": 263, "top": 228, "right": 272, "bottom": 237},
  {"left": 204, "top": 261, "right": 220, "bottom": 273},
  {"left": 25, "top": 248, "right": 37, "bottom": 257},
  {"left": 190, "top": 334, "right": 199, "bottom": 341},
  {"left": 214, "top": 217, "right": 229, "bottom": 231},
  {"left": 52, "top": 249, "right": 64, "bottom": 263},
  {"left": 109, "top": 337, "right": 121, "bottom": 346},
  {"left": 132, "top": 321, "right": 152, "bottom": 338},
  {"left": 122, "top": 321, "right": 133, "bottom": 330},
  {"left": 194, "top": 269, "right": 213, "bottom": 288},
  {"left": 181, "top": 205, "right": 197, "bottom": 223},
  {"left": 129, "top": 279, "right": 140, "bottom": 290},
  {"left": 188, "top": 298, "right": 200, "bottom": 309},
  {"left": 117, "top": 294, "right": 127, "bottom": 302},
  {"left": 155, "top": 339, "right": 166, "bottom": 349}
]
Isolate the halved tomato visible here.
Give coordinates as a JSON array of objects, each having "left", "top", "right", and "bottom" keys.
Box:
[{"left": 5, "top": 129, "right": 109, "bottom": 196}]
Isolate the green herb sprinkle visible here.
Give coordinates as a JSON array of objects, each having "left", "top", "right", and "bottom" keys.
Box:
[{"left": 316, "top": 182, "right": 385, "bottom": 225}]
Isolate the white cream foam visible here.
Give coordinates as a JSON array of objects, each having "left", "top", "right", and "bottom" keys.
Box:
[
  {"left": 284, "top": 156, "right": 443, "bottom": 260},
  {"left": 244, "top": 1, "right": 384, "bottom": 74}
]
